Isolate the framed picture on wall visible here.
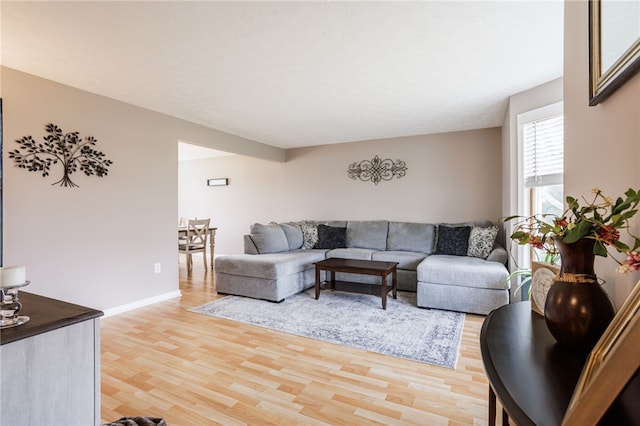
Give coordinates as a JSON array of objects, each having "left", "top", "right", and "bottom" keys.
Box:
[{"left": 589, "top": 0, "right": 640, "bottom": 105}]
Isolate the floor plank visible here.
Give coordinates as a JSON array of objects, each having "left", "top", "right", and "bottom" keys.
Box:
[{"left": 101, "top": 260, "right": 494, "bottom": 425}]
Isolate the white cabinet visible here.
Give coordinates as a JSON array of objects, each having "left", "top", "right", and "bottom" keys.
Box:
[{"left": 0, "top": 292, "right": 102, "bottom": 426}]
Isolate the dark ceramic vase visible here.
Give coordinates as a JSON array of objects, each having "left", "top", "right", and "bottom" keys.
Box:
[{"left": 544, "top": 237, "right": 615, "bottom": 351}]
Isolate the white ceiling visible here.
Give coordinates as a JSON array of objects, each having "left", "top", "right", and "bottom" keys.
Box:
[{"left": 1, "top": 1, "right": 564, "bottom": 150}]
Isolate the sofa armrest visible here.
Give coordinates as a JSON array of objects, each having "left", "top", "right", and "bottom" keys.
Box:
[
  {"left": 244, "top": 234, "right": 259, "bottom": 254},
  {"left": 486, "top": 244, "right": 508, "bottom": 265}
]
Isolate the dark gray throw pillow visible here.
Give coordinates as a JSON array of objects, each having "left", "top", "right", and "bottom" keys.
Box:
[
  {"left": 435, "top": 225, "right": 471, "bottom": 256},
  {"left": 316, "top": 224, "right": 347, "bottom": 249}
]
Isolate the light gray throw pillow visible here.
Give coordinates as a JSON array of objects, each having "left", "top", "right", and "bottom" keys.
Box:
[
  {"left": 387, "top": 222, "right": 436, "bottom": 253},
  {"left": 249, "top": 223, "right": 289, "bottom": 254},
  {"left": 346, "top": 220, "right": 388, "bottom": 250},
  {"left": 280, "top": 222, "right": 303, "bottom": 250}
]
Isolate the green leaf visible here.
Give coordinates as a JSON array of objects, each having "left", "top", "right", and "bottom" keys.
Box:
[
  {"left": 594, "top": 241, "right": 608, "bottom": 256},
  {"left": 626, "top": 190, "right": 638, "bottom": 201},
  {"left": 614, "top": 240, "right": 630, "bottom": 251},
  {"left": 563, "top": 221, "right": 593, "bottom": 243},
  {"left": 538, "top": 223, "right": 554, "bottom": 234},
  {"left": 612, "top": 194, "right": 638, "bottom": 214},
  {"left": 620, "top": 210, "right": 637, "bottom": 220},
  {"left": 510, "top": 231, "right": 528, "bottom": 239}
]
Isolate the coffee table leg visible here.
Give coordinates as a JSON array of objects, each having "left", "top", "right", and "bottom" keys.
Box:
[
  {"left": 315, "top": 266, "right": 321, "bottom": 300},
  {"left": 330, "top": 271, "right": 336, "bottom": 290},
  {"left": 381, "top": 274, "right": 387, "bottom": 310},
  {"left": 392, "top": 269, "right": 397, "bottom": 299}
]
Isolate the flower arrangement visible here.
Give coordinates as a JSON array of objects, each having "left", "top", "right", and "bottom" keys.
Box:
[{"left": 505, "top": 188, "right": 640, "bottom": 273}]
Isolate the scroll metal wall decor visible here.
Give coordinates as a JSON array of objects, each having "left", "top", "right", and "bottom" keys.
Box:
[
  {"left": 347, "top": 155, "right": 407, "bottom": 185},
  {"left": 9, "top": 123, "right": 113, "bottom": 188}
]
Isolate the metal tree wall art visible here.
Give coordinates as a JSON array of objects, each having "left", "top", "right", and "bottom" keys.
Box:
[
  {"left": 347, "top": 155, "right": 407, "bottom": 185},
  {"left": 9, "top": 123, "right": 113, "bottom": 188}
]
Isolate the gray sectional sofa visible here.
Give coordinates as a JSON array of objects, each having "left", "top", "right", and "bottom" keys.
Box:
[{"left": 214, "top": 220, "right": 510, "bottom": 315}]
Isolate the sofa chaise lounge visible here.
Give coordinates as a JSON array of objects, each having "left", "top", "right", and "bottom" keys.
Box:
[{"left": 215, "top": 220, "right": 510, "bottom": 315}]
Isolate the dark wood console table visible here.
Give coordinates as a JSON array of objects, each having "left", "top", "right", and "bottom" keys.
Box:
[{"left": 480, "top": 301, "right": 639, "bottom": 426}]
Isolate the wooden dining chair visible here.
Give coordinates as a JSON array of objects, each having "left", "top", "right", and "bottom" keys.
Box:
[
  {"left": 178, "top": 218, "right": 210, "bottom": 273},
  {"left": 178, "top": 217, "right": 189, "bottom": 244}
]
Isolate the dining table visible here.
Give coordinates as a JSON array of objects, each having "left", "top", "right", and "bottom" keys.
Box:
[{"left": 178, "top": 226, "right": 217, "bottom": 269}]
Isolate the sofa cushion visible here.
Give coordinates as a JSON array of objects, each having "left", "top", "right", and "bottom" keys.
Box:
[
  {"left": 346, "top": 220, "right": 389, "bottom": 250},
  {"left": 486, "top": 244, "right": 508, "bottom": 264},
  {"left": 216, "top": 251, "right": 326, "bottom": 279},
  {"left": 326, "top": 248, "right": 377, "bottom": 260},
  {"left": 249, "top": 223, "right": 289, "bottom": 254},
  {"left": 387, "top": 222, "right": 435, "bottom": 254},
  {"left": 417, "top": 255, "right": 508, "bottom": 290},
  {"left": 417, "top": 281, "right": 509, "bottom": 315},
  {"left": 316, "top": 224, "right": 347, "bottom": 249},
  {"left": 434, "top": 225, "right": 471, "bottom": 256},
  {"left": 372, "top": 250, "right": 426, "bottom": 270},
  {"left": 244, "top": 234, "right": 259, "bottom": 254},
  {"left": 468, "top": 225, "right": 499, "bottom": 259},
  {"left": 300, "top": 222, "right": 319, "bottom": 249},
  {"left": 280, "top": 222, "right": 304, "bottom": 250}
]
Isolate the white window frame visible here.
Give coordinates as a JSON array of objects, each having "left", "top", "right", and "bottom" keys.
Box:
[{"left": 516, "top": 101, "right": 564, "bottom": 268}]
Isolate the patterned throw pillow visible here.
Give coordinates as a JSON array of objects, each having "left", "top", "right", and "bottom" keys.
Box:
[
  {"left": 434, "top": 225, "right": 471, "bottom": 256},
  {"left": 300, "top": 223, "right": 319, "bottom": 249},
  {"left": 316, "top": 224, "right": 347, "bottom": 249},
  {"left": 468, "top": 225, "right": 499, "bottom": 259}
]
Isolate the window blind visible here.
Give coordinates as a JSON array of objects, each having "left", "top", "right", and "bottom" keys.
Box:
[{"left": 523, "top": 114, "right": 564, "bottom": 187}]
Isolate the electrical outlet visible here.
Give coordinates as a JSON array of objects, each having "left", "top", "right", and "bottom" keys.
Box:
[{"left": 154, "top": 263, "right": 161, "bottom": 274}]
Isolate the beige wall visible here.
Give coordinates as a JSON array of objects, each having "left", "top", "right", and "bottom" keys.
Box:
[
  {"left": 284, "top": 130, "right": 502, "bottom": 223},
  {"left": 179, "top": 128, "right": 503, "bottom": 255},
  {"left": 2, "top": 67, "right": 283, "bottom": 312},
  {"left": 502, "top": 78, "right": 563, "bottom": 219},
  {"left": 564, "top": 2, "right": 640, "bottom": 306},
  {"left": 179, "top": 154, "right": 287, "bottom": 255}
]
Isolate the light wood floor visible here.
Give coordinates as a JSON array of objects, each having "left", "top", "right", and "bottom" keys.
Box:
[{"left": 101, "top": 260, "right": 494, "bottom": 425}]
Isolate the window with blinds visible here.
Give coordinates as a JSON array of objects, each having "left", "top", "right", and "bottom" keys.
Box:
[
  {"left": 514, "top": 103, "right": 564, "bottom": 276},
  {"left": 523, "top": 114, "right": 564, "bottom": 187}
]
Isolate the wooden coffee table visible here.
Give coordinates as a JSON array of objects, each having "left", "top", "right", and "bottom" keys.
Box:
[{"left": 314, "top": 258, "right": 399, "bottom": 309}]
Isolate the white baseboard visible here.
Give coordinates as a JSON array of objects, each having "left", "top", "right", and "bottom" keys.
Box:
[{"left": 102, "top": 290, "right": 182, "bottom": 318}]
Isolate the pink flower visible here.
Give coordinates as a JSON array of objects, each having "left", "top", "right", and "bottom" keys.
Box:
[
  {"left": 529, "top": 235, "right": 544, "bottom": 250},
  {"left": 624, "top": 251, "right": 640, "bottom": 271},
  {"left": 554, "top": 217, "right": 568, "bottom": 228},
  {"left": 597, "top": 225, "right": 620, "bottom": 245}
]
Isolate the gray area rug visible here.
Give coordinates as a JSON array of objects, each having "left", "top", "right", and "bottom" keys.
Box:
[{"left": 190, "top": 289, "right": 465, "bottom": 369}]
